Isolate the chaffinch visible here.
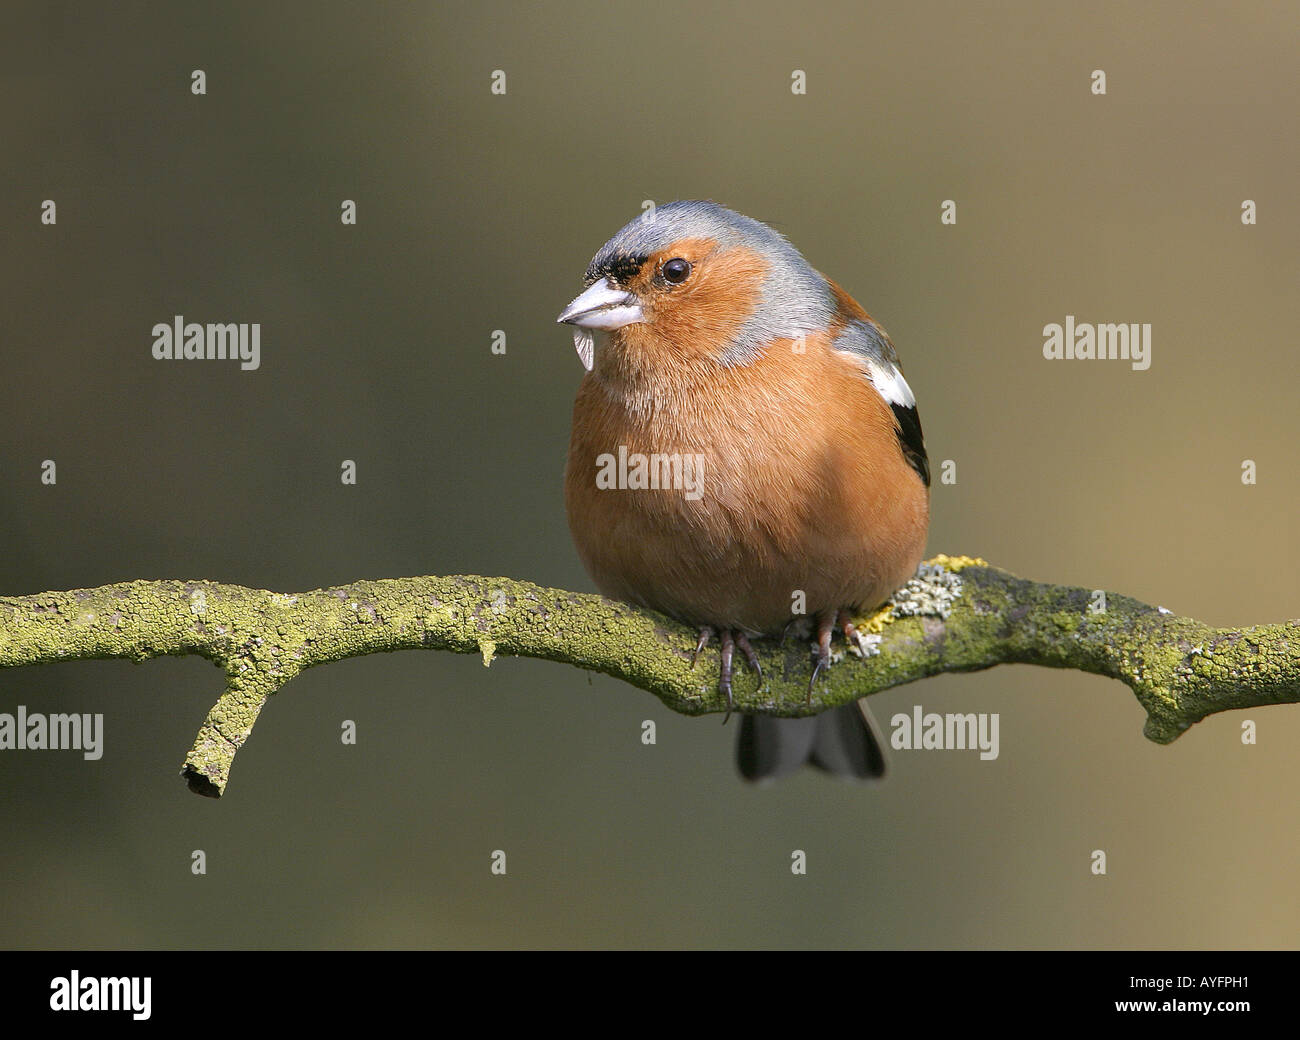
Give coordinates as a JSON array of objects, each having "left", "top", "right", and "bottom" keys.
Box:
[{"left": 557, "top": 200, "right": 930, "bottom": 780}]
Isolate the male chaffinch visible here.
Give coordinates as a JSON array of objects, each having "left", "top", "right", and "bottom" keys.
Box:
[{"left": 557, "top": 200, "right": 930, "bottom": 780}]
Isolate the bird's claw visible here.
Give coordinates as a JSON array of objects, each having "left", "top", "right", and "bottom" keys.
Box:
[
  {"left": 719, "top": 629, "right": 735, "bottom": 723},
  {"left": 806, "top": 612, "right": 834, "bottom": 703},
  {"left": 734, "top": 632, "right": 763, "bottom": 684},
  {"left": 693, "top": 626, "right": 763, "bottom": 723},
  {"left": 690, "top": 627, "right": 711, "bottom": 669},
  {"left": 843, "top": 620, "right": 871, "bottom": 657},
  {"left": 807, "top": 609, "right": 870, "bottom": 701}
]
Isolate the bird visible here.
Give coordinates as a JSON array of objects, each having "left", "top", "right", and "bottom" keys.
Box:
[{"left": 557, "top": 200, "right": 929, "bottom": 780}]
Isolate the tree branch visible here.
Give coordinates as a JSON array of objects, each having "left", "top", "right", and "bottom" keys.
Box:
[{"left": 1, "top": 555, "right": 1295, "bottom": 797}]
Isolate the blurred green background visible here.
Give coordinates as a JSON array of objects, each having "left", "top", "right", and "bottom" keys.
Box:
[{"left": 2, "top": 0, "right": 1297, "bottom": 948}]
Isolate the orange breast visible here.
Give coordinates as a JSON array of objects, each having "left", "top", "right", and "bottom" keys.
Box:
[{"left": 565, "top": 328, "right": 929, "bottom": 634}]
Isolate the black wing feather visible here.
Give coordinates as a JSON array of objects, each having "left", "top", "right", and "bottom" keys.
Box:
[
  {"left": 890, "top": 400, "right": 930, "bottom": 487},
  {"left": 831, "top": 319, "right": 930, "bottom": 487}
]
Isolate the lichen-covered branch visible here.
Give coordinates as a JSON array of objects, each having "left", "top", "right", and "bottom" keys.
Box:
[{"left": 1, "top": 555, "right": 1296, "bottom": 797}]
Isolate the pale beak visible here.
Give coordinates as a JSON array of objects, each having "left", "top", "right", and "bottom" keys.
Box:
[
  {"left": 557, "top": 278, "right": 644, "bottom": 372},
  {"left": 556, "top": 278, "right": 644, "bottom": 331}
]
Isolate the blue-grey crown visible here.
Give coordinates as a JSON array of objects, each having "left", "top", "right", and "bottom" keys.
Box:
[{"left": 586, "top": 200, "right": 835, "bottom": 366}]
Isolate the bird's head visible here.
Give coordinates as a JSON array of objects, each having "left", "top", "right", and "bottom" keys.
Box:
[{"left": 557, "top": 200, "right": 834, "bottom": 372}]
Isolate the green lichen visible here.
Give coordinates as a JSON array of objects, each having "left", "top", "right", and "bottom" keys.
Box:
[{"left": 4, "top": 558, "right": 1298, "bottom": 796}]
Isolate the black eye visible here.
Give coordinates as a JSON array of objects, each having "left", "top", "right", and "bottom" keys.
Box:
[{"left": 662, "top": 258, "right": 691, "bottom": 284}]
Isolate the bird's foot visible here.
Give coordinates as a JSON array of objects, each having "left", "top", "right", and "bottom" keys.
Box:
[
  {"left": 807, "top": 610, "right": 866, "bottom": 702},
  {"left": 842, "top": 618, "right": 876, "bottom": 657},
  {"left": 691, "top": 626, "right": 763, "bottom": 723}
]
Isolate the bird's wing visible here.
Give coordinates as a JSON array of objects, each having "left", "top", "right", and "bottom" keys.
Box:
[{"left": 831, "top": 319, "right": 930, "bottom": 487}]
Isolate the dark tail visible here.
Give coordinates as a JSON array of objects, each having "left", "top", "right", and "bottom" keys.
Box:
[{"left": 737, "top": 701, "right": 887, "bottom": 781}]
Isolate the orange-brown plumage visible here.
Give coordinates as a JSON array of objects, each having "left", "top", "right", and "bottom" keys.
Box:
[
  {"left": 558, "top": 201, "right": 929, "bottom": 780},
  {"left": 566, "top": 321, "right": 927, "bottom": 633}
]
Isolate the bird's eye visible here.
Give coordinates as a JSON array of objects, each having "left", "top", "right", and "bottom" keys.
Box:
[{"left": 662, "top": 258, "right": 691, "bottom": 284}]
